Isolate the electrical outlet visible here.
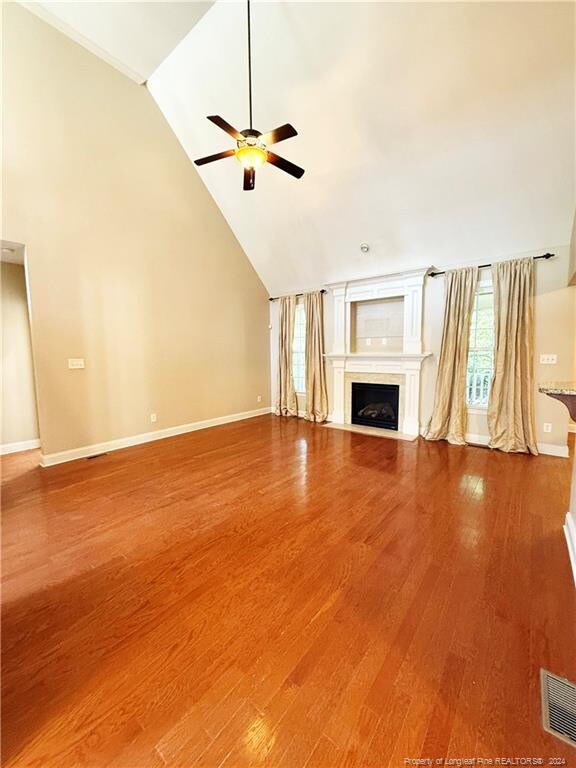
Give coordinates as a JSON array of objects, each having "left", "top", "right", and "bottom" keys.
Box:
[
  {"left": 543, "top": 422, "right": 552, "bottom": 433},
  {"left": 257, "top": 395, "right": 262, "bottom": 403},
  {"left": 68, "top": 358, "right": 85, "bottom": 369},
  {"left": 150, "top": 413, "right": 157, "bottom": 423},
  {"left": 539, "top": 354, "right": 557, "bottom": 365},
  {"left": 365, "top": 338, "right": 372, "bottom": 347}
]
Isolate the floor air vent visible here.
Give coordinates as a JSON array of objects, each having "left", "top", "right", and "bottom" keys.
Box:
[{"left": 541, "top": 669, "right": 576, "bottom": 747}]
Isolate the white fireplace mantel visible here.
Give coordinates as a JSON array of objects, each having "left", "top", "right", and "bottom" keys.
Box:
[
  {"left": 325, "top": 268, "right": 431, "bottom": 436},
  {"left": 325, "top": 352, "right": 430, "bottom": 362}
]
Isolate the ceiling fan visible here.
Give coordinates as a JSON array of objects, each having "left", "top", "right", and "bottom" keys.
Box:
[{"left": 194, "top": 0, "right": 304, "bottom": 191}]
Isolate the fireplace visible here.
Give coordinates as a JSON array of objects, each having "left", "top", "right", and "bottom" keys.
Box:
[{"left": 351, "top": 382, "right": 399, "bottom": 430}]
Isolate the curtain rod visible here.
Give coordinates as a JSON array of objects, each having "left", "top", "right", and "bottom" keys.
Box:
[
  {"left": 428, "top": 252, "right": 554, "bottom": 277},
  {"left": 269, "top": 289, "right": 327, "bottom": 302}
]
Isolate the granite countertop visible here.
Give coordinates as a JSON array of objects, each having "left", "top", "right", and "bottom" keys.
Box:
[{"left": 539, "top": 382, "right": 576, "bottom": 396}]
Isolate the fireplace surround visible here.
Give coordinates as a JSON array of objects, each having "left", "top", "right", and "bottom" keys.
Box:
[{"left": 325, "top": 268, "right": 430, "bottom": 437}]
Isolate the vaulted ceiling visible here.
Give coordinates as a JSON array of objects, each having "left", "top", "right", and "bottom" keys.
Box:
[
  {"left": 20, "top": 1, "right": 212, "bottom": 82},
  {"left": 148, "top": 1, "right": 575, "bottom": 296},
  {"left": 19, "top": 1, "right": 576, "bottom": 296}
]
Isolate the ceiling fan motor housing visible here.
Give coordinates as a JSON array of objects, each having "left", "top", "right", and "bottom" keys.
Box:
[{"left": 239, "top": 129, "right": 264, "bottom": 148}]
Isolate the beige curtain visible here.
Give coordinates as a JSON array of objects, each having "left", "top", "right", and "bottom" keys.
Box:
[
  {"left": 275, "top": 295, "right": 298, "bottom": 417},
  {"left": 423, "top": 266, "right": 478, "bottom": 444},
  {"left": 488, "top": 257, "right": 538, "bottom": 454},
  {"left": 304, "top": 291, "right": 328, "bottom": 422}
]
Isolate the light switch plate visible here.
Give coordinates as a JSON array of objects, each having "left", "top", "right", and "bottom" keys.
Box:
[
  {"left": 68, "top": 358, "right": 85, "bottom": 369},
  {"left": 543, "top": 423, "right": 552, "bottom": 433},
  {"left": 539, "top": 354, "right": 557, "bottom": 365}
]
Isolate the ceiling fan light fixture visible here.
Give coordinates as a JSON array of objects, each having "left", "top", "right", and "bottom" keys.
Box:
[
  {"left": 193, "top": 0, "right": 304, "bottom": 189},
  {"left": 235, "top": 144, "right": 267, "bottom": 169}
]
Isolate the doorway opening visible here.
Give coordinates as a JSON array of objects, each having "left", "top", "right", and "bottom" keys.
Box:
[{"left": 1, "top": 240, "right": 40, "bottom": 456}]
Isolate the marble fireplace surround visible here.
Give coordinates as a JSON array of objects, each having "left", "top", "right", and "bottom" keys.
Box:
[{"left": 325, "top": 268, "right": 430, "bottom": 437}]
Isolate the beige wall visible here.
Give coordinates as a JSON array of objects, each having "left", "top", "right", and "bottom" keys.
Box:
[
  {"left": 570, "top": 210, "right": 576, "bottom": 287},
  {"left": 2, "top": 4, "right": 270, "bottom": 457},
  {"left": 1, "top": 262, "right": 39, "bottom": 446}
]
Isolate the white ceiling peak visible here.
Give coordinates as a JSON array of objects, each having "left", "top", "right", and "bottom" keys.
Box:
[
  {"left": 149, "top": 1, "right": 574, "bottom": 296},
  {"left": 20, "top": 1, "right": 212, "bottom": 83}
]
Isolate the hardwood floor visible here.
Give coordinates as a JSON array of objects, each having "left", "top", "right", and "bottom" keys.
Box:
[{"left": 2, "top": 415, "right": 575, "bottom": 767}]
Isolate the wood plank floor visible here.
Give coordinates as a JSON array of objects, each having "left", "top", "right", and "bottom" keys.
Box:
[{"left": 2, "top": 415, "right": 575, "bottom": 767}]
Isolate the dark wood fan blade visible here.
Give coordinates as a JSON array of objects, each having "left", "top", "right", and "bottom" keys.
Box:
[
  {"left": 207, "top": 115, "right": 243, "bottom": 141},
  {"left": 260, "top": 123, "right": 297, "bottom": 146},
  {"left": 243, "top": 167, "right": 256, "bottom": 191},
  {"left": 267, "top": 151, "right": 305, "bottom": 179},
  {"left": 194, "top": 149, "right": 235, "bottom": 166}
]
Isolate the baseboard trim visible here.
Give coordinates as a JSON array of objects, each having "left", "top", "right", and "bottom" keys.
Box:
[
  {"left": 40, "top": 407, "right": 272, "bottom": 467},
  {"left": 568, "top": 423, "right": 576, "bottom": 434},
  {"left": 464, "top": 433, "right": 569, "bottom": 458},
  {"left": 537, "top": 442, "right": 570, "bottom": 458},
  {"left": 564, "top": 513, "right": 576, "bottom": 588},
  {"left": 1, "top": 438, "right": 41, "bottom": 456}
]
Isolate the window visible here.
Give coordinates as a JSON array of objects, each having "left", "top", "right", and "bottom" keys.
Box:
[
  {"left": 292, "top": 301, "right": 306, "bottom": 393},
  {"left": 466, "top": 290, "right": 494, "bottom": 408}
]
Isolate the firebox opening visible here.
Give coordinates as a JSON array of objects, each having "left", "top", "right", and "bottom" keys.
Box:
[{"left": 351, "top": 382, "right": 400, "bottom": 430}]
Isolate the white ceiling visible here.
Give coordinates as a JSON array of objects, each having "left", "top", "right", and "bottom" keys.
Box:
[
  {"left": 148, "top": 1, "right": 575, "bottom": 296},
  {"left": 20, "top": 1, "right": 212, "bottom": 83}
]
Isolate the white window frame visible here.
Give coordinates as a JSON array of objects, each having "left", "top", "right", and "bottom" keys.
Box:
[
  {"left": 466, "top": 277, "right": 494, "bottom": 412},
  {"left": 292, "top": 300, "right": 306, "bottom": 394}
]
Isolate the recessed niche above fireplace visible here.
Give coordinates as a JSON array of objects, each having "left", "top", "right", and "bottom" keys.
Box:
[
  {"left": 352, "top": 382, "right": 399, "bottom": 430},
  {"left": 351, "top": 297, "right": 404, "bottom": 353}
]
